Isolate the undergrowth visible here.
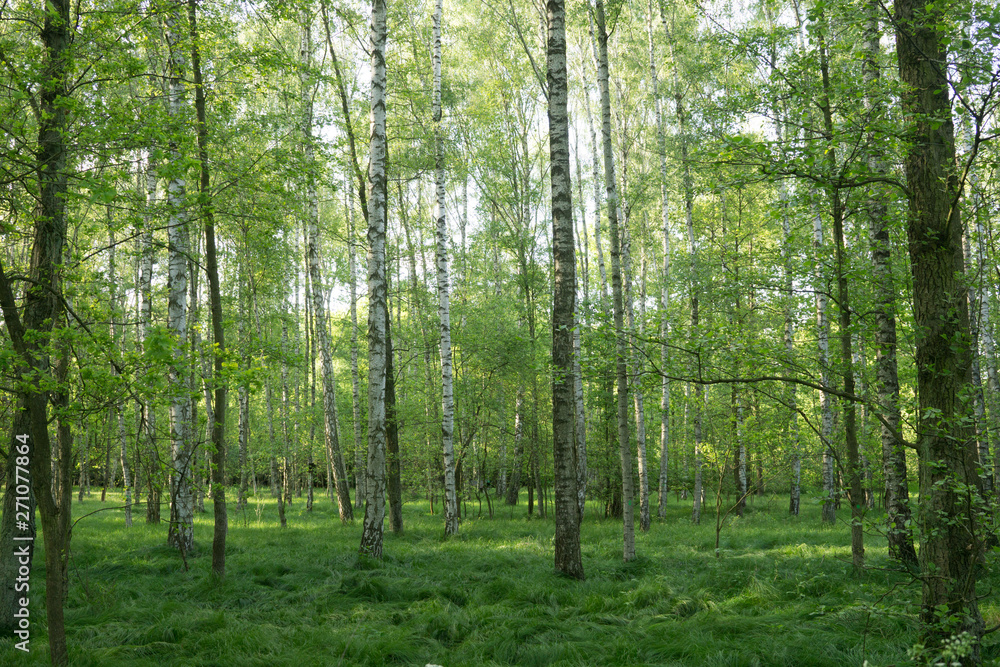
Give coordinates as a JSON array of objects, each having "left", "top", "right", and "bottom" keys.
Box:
[{"left": 3, "top": 490, "right": 998, "bottom": 665}]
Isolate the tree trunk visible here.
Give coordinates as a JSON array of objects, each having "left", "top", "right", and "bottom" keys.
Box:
[
  {"left": 648, "top": 0, "right": 670, "bottom": 518},
  {"left": 813, "top": 211, "right": 835, "bottom": 525},
  {"left": 780, "top": 185, "right": 801, "bottom": 516},
  {"left": 386, "top": 317, "right": 403, "bottom": 533},
  {"left": 303, "top": 22, "right": 353, "bottom": 520},
  {"left": 348, "top": 180, "right": 366, "bottom": 511},
  {"left": 506, "top": 388, "right": 525, "bottom": 505},
  {"left": 895, "top": 0, "right": 984, "bottom": 655},
  {"left": 360, "top": 0, "right": 388, "bottom": 559},
  {"left": 108, "top": 220, "right": 132, "bottom": 527},
  {"left": 188, "top": 0, "right": 227, "bottom": 576},
  {"left": 0, "top": 3, "right": 72, "bottom": 657},
  {"left": 817, "top": 21, "right": 864, "bottom": 569},
  {"left": 431, "top": 0, "right": 459, "bottom": 536},
  {"left": 623, "top": 228, "right": 650, "bottom": 532},
  {"left": 139, "top": 155, "right": 161, "bottom": 524},
  {"left": 595, "top": 0, "right": 635, "bottom": 562},
  {"left": 164, "top": 0, "right": 194, "bottom": 554},
  {"left": 548, "top": 0, "right": 584, "bottom": 579}
]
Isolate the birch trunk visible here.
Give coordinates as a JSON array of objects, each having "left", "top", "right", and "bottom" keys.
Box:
[
  {"left": 965, "top": 230, "right": 991, "bottom": 495},
  {"left": 302, "top": 19, "right": 352, "bottom": 521},
  {"left": 432, "top": 0, "right": 459, "bottom": 536},
  {"left": 679, "top": 93, "right": 702, "bottom": 526},
  {"left": 814, "top": 212, "right": 835, "bottom": 525},
  {"left": 348, "top": 180, "right": 366, "bottom": 510},
  {"left": 164, "top": 0, "right": 193, "bottom": 553},
  {"left": 595, "top": 0, "right": 635, "bottom": 562},
  {"left": 189, "top": 0, "right": 227, "bottom": 574},
  {"left": 548, "top": 0, "right": 584, "bottom": 577},
  {"left": 781, "top": 190, "right": 802, "bottom": 515},
  {"left": 817, "top": 23, "right": 864, "bottom": 569},
  {"left": 360, "top": 0, "right": 389, "bottom": 558},
  {"left": 139, "top": 155, "right": 161, "bottom": 524},
  {"left": 108, "top": 221, "right": 132, "bottom": 527},
  {"left": 648, "top": 0, "right": 670, "bottom": 517},
  {"left": 980, "top": 227, "right": 1000, "bottom": 490},
  {"left": 506, "top": 388, "right": 525, "bottom": 505},
  {"left": 623, "top": 228, "right": 650, "bottom": 532},
  {"left": 573, "top": 325, "right": 587, "bottom": 519}
]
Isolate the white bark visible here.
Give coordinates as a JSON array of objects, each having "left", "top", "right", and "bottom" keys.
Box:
[
  {"left": 814, "top": 212, "right": 835, "bottom": 524},
  {"left": 108, "top": 221, "right": 131, "bottom": 527},
  {"left": 138, "top": 154, "right": 159, "bottom": 523},
  {"left": 648, "top": 0, "right": 671, "bottom": 518},
  {"left": 360, "top": 0, "right": 388, "bottom": 559},
  {"left": 782, "top": 188, "right": 801, "bottom": 516},
  {"left": 623, "top": 228, "right": 650, "bottom": 532},
  {"left": 302, "top": 19, "right": 353, "bottom": 521},
  {"left": 573, "top": 324, "right": 587, "bottom": 518},
  {"left": 165, "top": 1, "right": 193, "bottom": 552},
  {"left": 348, "top": 179, "right": 365, "bottom": 510},
  {"left": 980, "top": 224, "right": 1000, "bottom": 488},
  {"left": 432, "top": 0, "right": 459, "bottom": 536},
  {"left": 595, "top": 0, "right": 635, "bottom": 561}
]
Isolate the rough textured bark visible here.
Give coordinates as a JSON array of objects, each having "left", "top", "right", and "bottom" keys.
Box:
[
  {"left": 895, "top": 0, "right": 984, "bottom": 654},
  {"left": 360, "top": 0, "right": 388, "bottom": 559},
  {"left": 164, "top": 0, "right": 194, "bottom": 553},
  {"left": 548, "top": 0, "right": 584, "bottom": 579},
  {"left": 595, "top": 0, "right": 635, "bottom": 562},
  {"left": 0, "top": 3, "right": 72, "bottom": 659}
]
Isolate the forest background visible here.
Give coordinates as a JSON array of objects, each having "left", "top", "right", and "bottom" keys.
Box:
[{"left": 1, "top": 0, "right": 1000, "bottom": 663}]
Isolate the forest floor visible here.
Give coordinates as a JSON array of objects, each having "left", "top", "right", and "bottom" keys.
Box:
[{"left": 3, "top": 489, "right": 999, "bottom": 666}]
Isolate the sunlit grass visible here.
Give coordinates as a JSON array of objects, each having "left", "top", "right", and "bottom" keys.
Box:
[{"left": 2, "top": 488, "right": 997, "bottom": 665}]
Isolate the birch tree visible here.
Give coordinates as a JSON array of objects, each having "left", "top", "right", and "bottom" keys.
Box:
[
  {"left": 360, "top": 0, "right": 389, "bottom": 559},
  {"left": 432, "top": 0, "right": 459, "bottom": 536},
  {"left": 549, "top": 0, "right": 584, "bottom": 579},
  {"left": 595, "top": 0, "right": 635, "bottom": 561},
  {"left": 302, "top": 17, "right": 353, "bottom": 522},
  {"left": 164, "top": 0, "right": 195, "bottom": 553}
]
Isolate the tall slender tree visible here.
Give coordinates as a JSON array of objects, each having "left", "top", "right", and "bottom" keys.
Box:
[
  {"left": 549, "top": 0, "right": 584, "bottom": 579},
  {"left": 595, "top": 0, "right": 635, "bottom": 561},
  {"left": 432, "top": 0, "right": 459, "bottom": 536},
  {"left": 360, "top": 0, "right": 389, "bottom": 559}
]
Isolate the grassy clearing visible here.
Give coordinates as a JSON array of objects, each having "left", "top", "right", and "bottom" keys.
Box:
[{"left": 3, "top": 490, "right": 998, "bottom": 666}]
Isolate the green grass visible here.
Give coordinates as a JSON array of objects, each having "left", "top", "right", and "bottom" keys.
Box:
[{"left": 3, "top": 490, "right": 998, "bottom": 665}]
